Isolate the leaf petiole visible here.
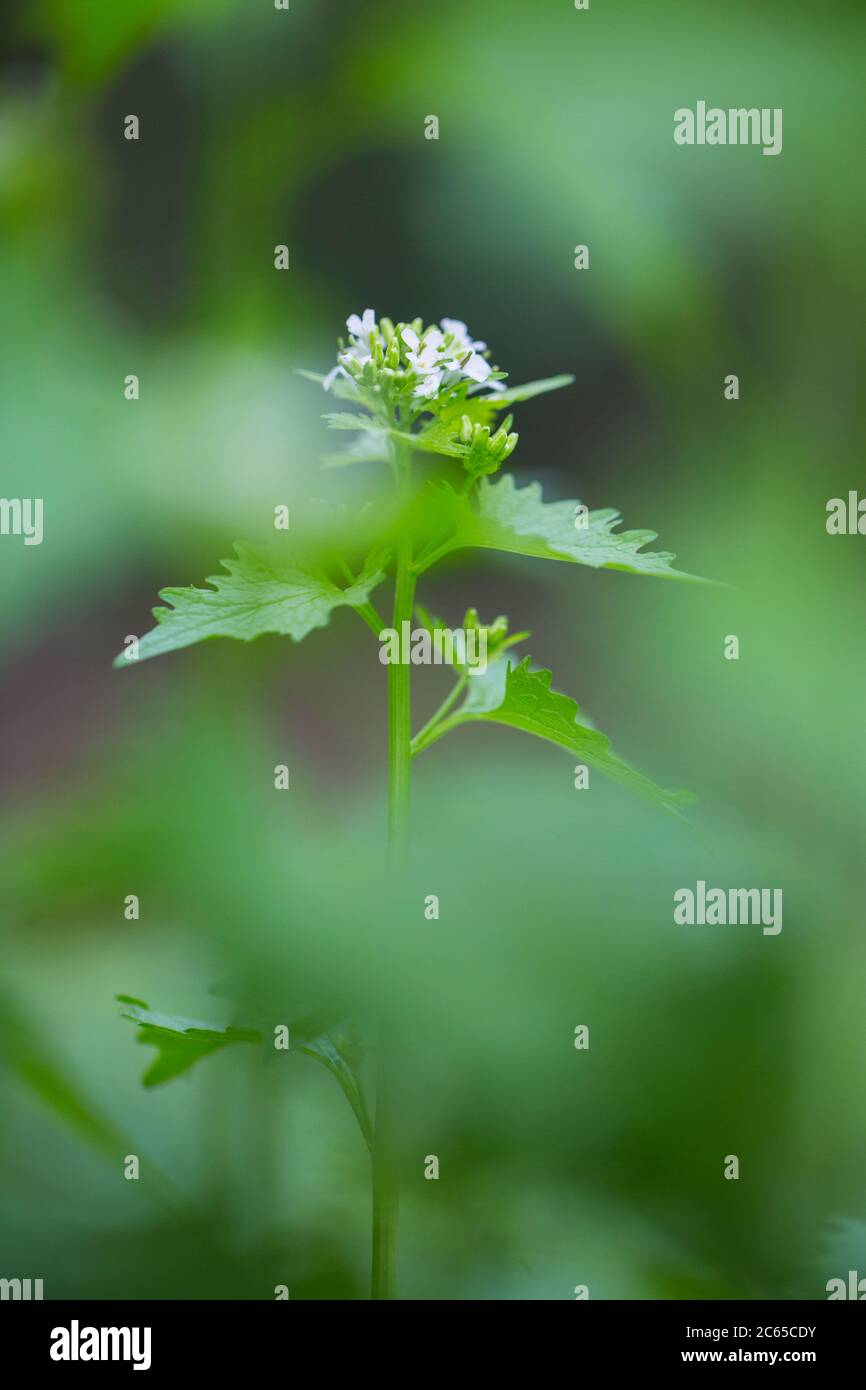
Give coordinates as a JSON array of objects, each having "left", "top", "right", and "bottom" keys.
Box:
[
  {"left": 410, "top": 536, "right": 459, "bottom": 577},
  {"left": 410, "top": 672, "right": 469, "bottom": 756},
  {"left": 339, "top": 559, "right": 387, "bottom": 636}
]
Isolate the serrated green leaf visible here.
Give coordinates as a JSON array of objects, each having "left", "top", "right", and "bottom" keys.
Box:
[
  {"left": 323, "top": 417, "right": 467, "bottom": 467},
  {"left": 483, "top": 374, "right": 575, "bottom": 406},
  {"left": 412, "top": 656, "right": 692, "bottom": 818},
  {"left": 425, "top": 475, "right": 704, "bottom": 581},
  {"left": 406, "top": 381, "right": 570, "bottom": 460},
  {"left": 432, "top": 393, "right": 503, "bottom": 432},
  {"left": 116, "top": 543, "right": 389, "bottom": 666},
  {"left": 396, "top": 423, "right": 467, "bottom": 459},
  {"left": 118, "top": 1000, "right": 261, "bottom": 1088}
]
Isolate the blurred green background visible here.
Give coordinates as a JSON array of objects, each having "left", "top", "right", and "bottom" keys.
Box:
[{"left": 1, "top": 0, "right": 865, "bottom": 1300}]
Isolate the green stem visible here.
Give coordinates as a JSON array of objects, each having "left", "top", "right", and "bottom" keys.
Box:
[
  {"left": 371, "top": 441, "right": 414, "bottom": 1301},
  {"left": 387, "top": 541, "right": 415, "bottom": 851},
  {"left": 370, "top": 1039, "right": 399, "bottom": 1299}
]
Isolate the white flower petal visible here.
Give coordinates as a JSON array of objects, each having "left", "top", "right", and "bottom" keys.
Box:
[
  {"left": 414, "top": 371, "right": 442, "bottom": 398},
  {"left": 441, "top": 318, "right": 486, "bottom": 353},
  {"left": 347, "top": 308, "right": 376, "bottom": 339},
  {"left": 462, "top": 353, "right": 492, "bottom": 383}
]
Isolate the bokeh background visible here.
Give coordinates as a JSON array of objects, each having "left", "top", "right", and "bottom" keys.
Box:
[{"left": 1, "top": 0, "right": 865, "bottom": 1300}]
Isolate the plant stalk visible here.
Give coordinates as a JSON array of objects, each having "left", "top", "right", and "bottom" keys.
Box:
[
  {"left": 371, "top": 441, "right": 414, "bottom": 1300},
  {"left": 386, "top": 548, "right": 415, "bottom": 852}
]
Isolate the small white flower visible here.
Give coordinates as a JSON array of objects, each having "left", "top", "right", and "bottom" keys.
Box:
[
  {"left": 414, "top": 371, "right": 443, "bottom": 398},
  {"left": 460, "top": 352, "right": 492, "bottom": 384},
  {"left": 403, "top": 320, "right": 492, "bottom": 397},
  {"left": 342, "top": 307, "right": 378, "bottom": 366},
  {"left": 440, "top": 319, "right": 491, "bottom": 383},
  {"left": 401, "top": 326, "right": 442, "bottom": 370},
  {"left": 402, "top": 326, "right": 444, "bottom": 395},
  {"left": 347, "top": 308, "right": 377, "bottom": 341},
  {"left": 325, "top": 312, "right": 496, "bottom": 397},
  {"left": 324, "top": 308, "right": 379, "bottom": 390},
  {"left": 440, "top": 318, "right": 487, "bottom": 354}
]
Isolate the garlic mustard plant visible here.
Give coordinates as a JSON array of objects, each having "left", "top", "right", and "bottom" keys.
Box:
[{"left": 116, "top": 310, "right": 705, "bottom": 1300}]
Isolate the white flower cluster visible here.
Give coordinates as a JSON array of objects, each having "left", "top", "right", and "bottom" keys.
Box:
[
  {"left": 402, "top": 319, "right": 491, "bottom": 397},
  {"left": 324, "top": 310, "right": 496, "bottom": 399}
]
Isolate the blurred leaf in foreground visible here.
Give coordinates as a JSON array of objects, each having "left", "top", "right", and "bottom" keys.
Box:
[
  {"left": 119, "top": 997, "right": 372, "bottom": 1150},
  {"left": 117, "top": 998, "right": 260, "bottom": 1088},
  {"left": 0, "top": 987, "right": 131, "bottom": 1162}
]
